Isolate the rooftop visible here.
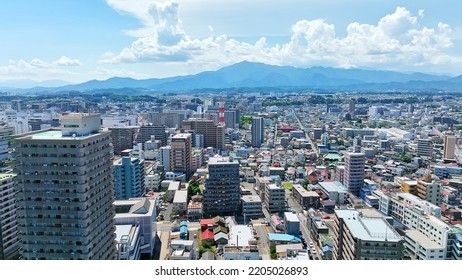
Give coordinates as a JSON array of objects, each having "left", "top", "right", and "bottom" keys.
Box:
[
  {"left": 319, "top": 181, "right": 348, "bottom": 193},
  {"left": 335, "top": 209, "right": 402, "bottom": 242},
  {"left": 241, "top": 195, "right": 262, "bottom": 203},
  {"left": 284, "top": 212, "right": 299, "bottom": 222},
  {"left": 228, "top": 225, "right": 253, "bottom": 247},
  {"left": 114, "top": 198, "right": 155, "bottom": 217},
  {"left": 208, "top": 156, "right": 237, "bottom": 165},
  {"left": 173, "top": 190, "right": 188, "bottom": 203},
  {"left": 268, "top": 233, "right": 301, "bottom": 242},
  {"left": 405, "top": 229, "right": 444, "bottom": 249}
]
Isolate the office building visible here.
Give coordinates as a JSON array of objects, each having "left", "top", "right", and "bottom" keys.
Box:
[
  {"left": 203, "top": 157, "right": 240, "bottom": 217},
  {"left": 148, "top": 112, "right": 182, "bottom": 128},
  {"left": 444, "top": 135, "right": 457, "bottom": 159},
  {"left": 343, "top": 150, "right": 365, "bottom": 195},
  {"left": 113, "top": 156, "right": 146, "bottom": 200},
  {"left": 0, "top": 126, "right": 14, "bottom": 161},
  {"left": 159, "top": 146, "right": 171, "bottom": 172},
  {"left": 14, "top": 113, "right": 117, "bottom": 260},
  {"left": 0, "top": 174, "right": 19, "bottom": 260},
  {"left": 241, "top": 195, "right": 263, "bottom": 220},
  {"left": 313, "top": 128, "right": 323, "bottom": 141},
  {"left": 417, "top": 138, "right": 433, "bottom": 158},
  {"left": 224, "top": 111, "right": 237, "bottom": 129},
  {"left": 349, "top": 99, "right": 355, "bottom": 114},
  {"left": 170, "top": 134, "right": 193, "bottom": 179},
  {"left": 333, "top": 209, "right": 404, "bottom": 260},
  {"left": 251, "top": 117, "right": 264, "bottom": 148},
  {"left": 136, "top": 124, "right": 167, "bottom": 147},
  {"left": 183, "top": 118, "right": 225, "bottom": 150},
  {"left": 108, "top": 126, "right": 138, "bottom": 155}
]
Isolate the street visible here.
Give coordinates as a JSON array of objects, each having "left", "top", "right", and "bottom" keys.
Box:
[{"left": 285, "top": 189, "right": 321, "bottom": 259}]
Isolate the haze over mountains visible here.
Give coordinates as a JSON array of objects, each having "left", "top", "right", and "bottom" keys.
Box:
[{"left": 2, "top": 61, "right": 462, "bottom": 93}]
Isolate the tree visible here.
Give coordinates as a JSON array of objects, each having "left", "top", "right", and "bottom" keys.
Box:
[
  {"left": 270, "top": 245, "right": 277, "bottom": 260},
  {"left": 188, "top": 179, "right": 202, "bottom": 198},
  {"left": 240, "top": 116, "right": 253, "bottom": 125}
]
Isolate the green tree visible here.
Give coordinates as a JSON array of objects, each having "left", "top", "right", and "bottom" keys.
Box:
[
  {"left": 240, "top": 116, "right": 253, "bottom": 125},
  {"left": 188, "top": 179, "right": 202, "bottom": 198},
  {"left": 270, "top": 245, "right": 277, "bottom": 260}
]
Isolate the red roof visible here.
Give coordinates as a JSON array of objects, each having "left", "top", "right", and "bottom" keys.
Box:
[
  {"left": 201, "top": 229, "right": 214, "bottom": 240},
  {"left": 200, "top": 219, "right": 214, "bottom": 226}
]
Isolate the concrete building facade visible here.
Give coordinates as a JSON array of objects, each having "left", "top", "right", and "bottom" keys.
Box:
[
  {"left": 0, "top": 174, "right": 19, "bottom": 259},
  {"left": 203, "top": 157, "right": 241, "bottom": 217},
  {"left": 14, "top": 114, "right": 117, "bottom": 260}
]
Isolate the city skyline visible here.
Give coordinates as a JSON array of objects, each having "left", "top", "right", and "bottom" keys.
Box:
[{"left": 1, "top": 1, "right": 462, "bottom": 85}]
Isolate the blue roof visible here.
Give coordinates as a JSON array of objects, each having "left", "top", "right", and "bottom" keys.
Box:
[
  {"left": 268, "top": 233, "right": 301, "bottom": 242},
  {"left": 180, "top": 221, "right": 188, "bottom": 227}
]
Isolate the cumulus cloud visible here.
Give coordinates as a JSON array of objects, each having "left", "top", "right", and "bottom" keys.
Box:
[
  {"left": 0, "top": 56, "right": 82, "bottom": 81},
  {"left": 55, "top": 56, "right": 82, "bottom": 66},
  {"left": 101, "top": 2, "right": 459, "bottom": 73}
]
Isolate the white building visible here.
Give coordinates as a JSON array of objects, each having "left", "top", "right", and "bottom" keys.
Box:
[
  {"left": 333, "top": 209, "right": 404, "bottom": 260},
  {"left": 224, "top": 225, "right": 259, "bottom": 260},
  {"left": 169, "top": 240, "right": 196, "bottom": 260},
  {"left": 173, "top": 190, "right": 188, "bottom": 215},
  {"left": 113, "top": 198, "right": 157, "bottom": 258},
  {"left": 404, "top": 229, "right": 445, "bottom": 260},
  {"left": 115, "top": 224, "right": 141, "bottom": 260},
  {"left": 159, "top": 146, "right": 171, "bottom": 172},
  {"left": 318, "top": 181, "right": 348, "bottom": 205}
]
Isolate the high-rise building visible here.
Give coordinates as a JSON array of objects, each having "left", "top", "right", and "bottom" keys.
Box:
[
  {"left": 136, "top": 124, "right": 167, "bottom": 147},
  {"left": 203, "top": 156, "right": 241, "bottom": 217},
  {"left": 0, "top": 126, "right": 14, "bottom": 161},
  {"left": 159, "top": 146, "right": 171, "bottom": 172},
  {"left": 170, "top": 134, "right": 193, "bottom": 179},
  {"left": 349, "top": 99, "right": 355, "bottom": 115},
  {"left": 183, "top": 118, "right": 224, "bottom": 150},
  {"left": 408, "top": 104, "right": 415, "bottom": 113},
  {"left": 313, "top": 128, "right": 323, "bottom": 141},
  {"left": 148, "top": 112, "right": 183, "bottom": 128},
  {"left": 251, "top": 117, "right": 264, "bottom": 148},
  {"left": 417, "top": 138, "right": 433, "bottom": 158},
  {"left": 333, "top": 209, "right": 404, "bottom": 260},
  {"left": 14, "top": 113, "right": 117, "bottom": 260},
  {"left": 444, "top": 135, "right": 457, "bottom": 159},
  {"left": 224, "top": 111, "right": 236, "bottom": 129},
  {"left": 108, "top": 126, "right": 138, "bottom": 155},
  {"left": 343, "top": 150, "right": 365, "bottom": 195},
  {"left": 113, "top": 156, "right": 146, "bottom": 200},
  {"left": 0, "top": 173, "right": 19, "bottom": 260}
]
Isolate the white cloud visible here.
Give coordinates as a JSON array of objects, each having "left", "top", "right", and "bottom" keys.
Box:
[
  {"left": 0, "top": 56, "right": 82, "bottom": 81},
  {"left": 101, "top": 2, "right": 460, "bottom": 74},
  {"left": 55, "top": 56, "right": 82, "bottom": 66}
]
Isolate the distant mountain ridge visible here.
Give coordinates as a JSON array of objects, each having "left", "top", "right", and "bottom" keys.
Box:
[{"left": 3, "top": 61, "right": 462, "bottom": 93}]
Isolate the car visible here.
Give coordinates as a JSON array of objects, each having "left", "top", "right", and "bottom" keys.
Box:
[{"left": 309, "top": 241, "right": 314, "bottom": 247}]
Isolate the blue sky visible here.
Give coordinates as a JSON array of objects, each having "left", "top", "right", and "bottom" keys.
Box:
[{"left": 1, "top": 0, "right": 462, "bottom": 84}]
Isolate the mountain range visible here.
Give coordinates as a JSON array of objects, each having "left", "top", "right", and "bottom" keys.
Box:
[{"left": 2, "top": 61, "right": 462, "bottom": 93}]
